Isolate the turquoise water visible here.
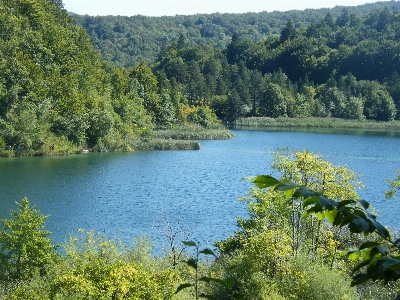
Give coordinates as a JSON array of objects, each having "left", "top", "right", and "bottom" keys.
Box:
[{"left": 0, "top": 128, "right": 399, "bottom": 250}]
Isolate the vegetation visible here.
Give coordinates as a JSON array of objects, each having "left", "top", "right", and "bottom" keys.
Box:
[
  {"left": 72, "top": 1, "right": 400, "bottom": 68},
  {"left": 235, "top": 117, "right": 400, "bottom": 129},
  {"left": 0, "top": 0, "right": 229, "bottom": 157},
  {"left": 2, "top": 150, "right": 400, "bottom": 299}
]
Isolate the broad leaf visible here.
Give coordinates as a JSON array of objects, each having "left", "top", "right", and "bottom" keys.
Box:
[
  {"left": 324, "top": 209, "right": 337, "bottom": 224},
  {"left": 200, "top": 248, "right": 216, "bottom": 256},
  {"left": 293, "top": 186, "right": 321, "bottom": 198},
  {"left": 251, "top": 175, "right": 280, "bottom": 189},
  {"left": 350, "top": 215, "right": 370, "bottom": 233},
  {"left": 274, "top": 181, "right": 299, "bottom": 192},
  {"left": 369, "top": 218, "right": 390, "bottom": 239},
  {"left": 358, "top": 199, "right": 370, "bottom": 209},
  {"left": 337, "top": 199, "right": 357, "bottom": 208},
  {"left": 175, "top": 283, "right": 193, "bottom": 294},
  {"left": 359, "top": 241, "right": 380, "bottom": 250},
  {"left": 318, "top": 196, "right": 337, "bottom": 210},
  {"left": 182, "top": 241, "right": 197, "bottom": 247},
  {"left": 186, "top": 258, "right": 197, "bottom": 269},
  {"left": 351, "top": 273, "right": 370, "bottom": 286},
  {"left": 224, "top": 277, "right": 236, "bottom": 290},
  {"left": 377, "top": 245, "right": 390, "bottom": 256},
  {"left": 376, "top": 258, "right": 400, "bottom": 271},
  {"left": 303, "top": 196, "right": 319, "bottom": 207}
]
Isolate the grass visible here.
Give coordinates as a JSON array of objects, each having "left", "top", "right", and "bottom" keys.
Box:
[
  {"left": 153, "top": 124, "right": 233, "bottom": 140},
  {"left": 131, "top": 138, "right": 200, "bottom": 150},
  {"left": 235, "top": 117, "right": 400, "bottom": 130}
]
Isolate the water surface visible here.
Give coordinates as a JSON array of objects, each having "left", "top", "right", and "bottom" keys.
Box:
[{"left": 0, "top": 128, "right": 399, "bottom": 251}]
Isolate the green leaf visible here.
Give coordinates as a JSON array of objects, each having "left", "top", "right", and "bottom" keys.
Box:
[
  {"left": 199, "top": 277, "right": 224, "bottom": 286},
  {"left": 251, "top": 175, "right": 280, "bottom": 189},
  {"left": 350, "top": 215, "right": 370, "bottom": 233},
  {"left": 274, "top": 181, "right": 299, "bottom": 192},
  {"left": 377, "top": 245, "right": 390, "bottom": 256},
  {"left": 318, "top": 196, "right": 337, "bottom": 210},
  {"left": 352, "top": 259, "right": 372, "bottom": 273},
  {"left": 376, "top": 258, "right": 400, "bottom": 271},
  {"left": 359, "top": 241, "right": 380, "bottom": 250},
  {"left": 175, "top": 283, "right": 193, "bottom": 294},
  {"left": 186, "top": 258, "right": 197, "bottom": 269},
  {"left": 358, "top": 199, "right": 370, "bottom": 209},
  {"left": 324, "top": 209, "right": 337, "bottom": 224},
  {"left": 182, "top": 241, "right": 197, "bottom": 247},
  {"left": 303, "top": 196, "right": 319, "bottom": 207},
  {"left": 369, "top": 219, "right": 390, "bottom": 239},
  {"left": 199, "top": 294, "right": 216, "bottom": 299},
  {"left": 293, "top": 186, "right": 321, "bottom": 198},
  {"left": 200, "top": 248, "right": 216, "bottom": 256},
  {"left": 223, "top": 278, "right": 236, "bottom": 290},
  {"left": 351, "top": 273, "right": 370, "bottom": 286},
  {"left": 317, "top": 212, "right": 325, "bottom": 221},
  {"left": 337, "top": 199, "right": 357, "bottom": 208}
]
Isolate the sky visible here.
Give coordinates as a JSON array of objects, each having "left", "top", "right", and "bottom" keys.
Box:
[{"left": 62, "top": 0, "right": 387, "bottom": 17}]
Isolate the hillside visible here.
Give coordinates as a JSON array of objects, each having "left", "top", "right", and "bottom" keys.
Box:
[{"left": 73, "top": 1, "right": 400, "bottom": 67}]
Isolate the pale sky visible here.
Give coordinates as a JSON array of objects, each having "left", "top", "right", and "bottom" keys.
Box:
[{"left": 62, "top": 0, "right": 386, "bottom": 17}]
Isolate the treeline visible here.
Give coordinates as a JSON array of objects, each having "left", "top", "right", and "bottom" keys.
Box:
[
  {"left": 0, "top": 0, "right": 221, "bottom": 156},
  {"left": 150, "top": 7, "right": 400, "bottom": 123},
  {"left": 73, "top": 1, "right": 400, "bottom": 67}
]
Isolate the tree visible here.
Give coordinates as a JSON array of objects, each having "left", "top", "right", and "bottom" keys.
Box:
[{"left": 0, "top": 198, "right": 57, "bottom": 280}]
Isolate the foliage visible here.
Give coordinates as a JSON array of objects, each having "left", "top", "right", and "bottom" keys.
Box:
[
  {"left": 0, "top": 198, "right": 57, "bottom": 281},
  {"left": 250, "top": 173, "right": 400, "bottom": 297},
  {"left": 176, "top": 240, "right": 242, "bottom": 300}
]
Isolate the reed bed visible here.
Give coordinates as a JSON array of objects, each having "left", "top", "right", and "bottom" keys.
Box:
[
  {"left": 235, "top": 117, "right": 400, "bottom": 130},
  {"left": 131, "top": 138, "right": 200, "bottom": 150},
  {"left": 153, "top": 124, "right": 233, "bottom": 140}
]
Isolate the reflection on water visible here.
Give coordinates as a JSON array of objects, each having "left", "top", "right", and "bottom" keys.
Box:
[{"left": 0, "top": 128, "right": 399, "bottom": 252}]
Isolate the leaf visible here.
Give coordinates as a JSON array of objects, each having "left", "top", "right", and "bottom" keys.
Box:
[
  {"left": 186, "top": 258, "right": 197, "bottom": 269},
  {"left": 358, "top": 199, "right": 370, "bottom": 209},
  {"left": 351, "top": 273, "right": 370, "bottom": 286},
  {"left": 303, "top": 196, "right": 319, "bottom": 207},
  {"left": 199, "top": 277, "right": 224, "bottom": 286},
  {"left": 352, "top": 259, "right": 372, "bottom": 273},
  {"left": 200, "top": 248, "right": 216, "bottom": 256},
  {"left": 369, "top": 218, "right": 390, "bottom": 239},
  {"left": 223, "top": 278, "right": 236, "bottom": 290},
  {"left": 318, "top": 196, "right": 337, "bottom": 210},
  {"left": 199, "top": 294, "right": 216, "bottom": 300},
  {"left": 324, "top": 210, "right": 337, "bottom": 224},
  {"left": 376, "top": 258, "right": 400, "bottom": 271},
  {"left": 377, "top": 245, "right": 390, "bottom": 256},
  {"left": 175, "top": 283, "right": 193, "bottom": 294},
  {"left": 182, "top": 241, "right": 197, "bottom": 247},
  {"left": 337, "top": 199, "right": 357, "bottom": 208},
  {"left": 317, "top": 212, "right": 325, "bottom": 221},
  {"left": 251, "top": 175, "right": 280, "bottom": 189},
  {"left": 349, "top": 215, "right": 370, "bottom": 233},
  {"left": 293, "top": 186, "right": 321, "bottom": 198},
  {"left": 359, "top": 241, "right": 380, "bottom": 250},
  {"left": 274, "top": 181, "right": 299, "bottom": 192}
]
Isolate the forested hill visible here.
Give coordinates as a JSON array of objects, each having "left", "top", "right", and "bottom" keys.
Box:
[{"left": 73, "top": 1, "right": 400, "bottom": 68}]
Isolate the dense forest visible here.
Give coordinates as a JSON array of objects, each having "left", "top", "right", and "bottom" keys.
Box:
[
  {"left": 0, "top": 0, "right": 222, "bottom": 156},
  {"left": 73, "top": 1, "right": 400, "bottom": 68},
  {"left": 76, "top": 1, "right": 400, "bottom": 125},
  {"left": 2, "top": 0, "right": 400, "bottom": 155}
]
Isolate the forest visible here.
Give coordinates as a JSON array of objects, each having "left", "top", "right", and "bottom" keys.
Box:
[
  {"left": 2, "top": 0, "right": 400, "bottom": 156},
  {"left": 2, "top": 0, "right": 400, "bottom": 298}
]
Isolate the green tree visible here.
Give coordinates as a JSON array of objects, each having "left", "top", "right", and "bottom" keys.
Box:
[{"left": 0, "top": 198, "right": 56, "bottom": 280}]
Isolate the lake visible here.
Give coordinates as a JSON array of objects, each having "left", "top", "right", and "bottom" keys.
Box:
[{"left": 0, "top": 128, "right": 399, "bottom": 252}]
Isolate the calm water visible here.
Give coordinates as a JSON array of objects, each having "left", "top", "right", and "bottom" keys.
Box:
[{"left": 0, "top": 128, "right": 399, "bottom": 251}]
